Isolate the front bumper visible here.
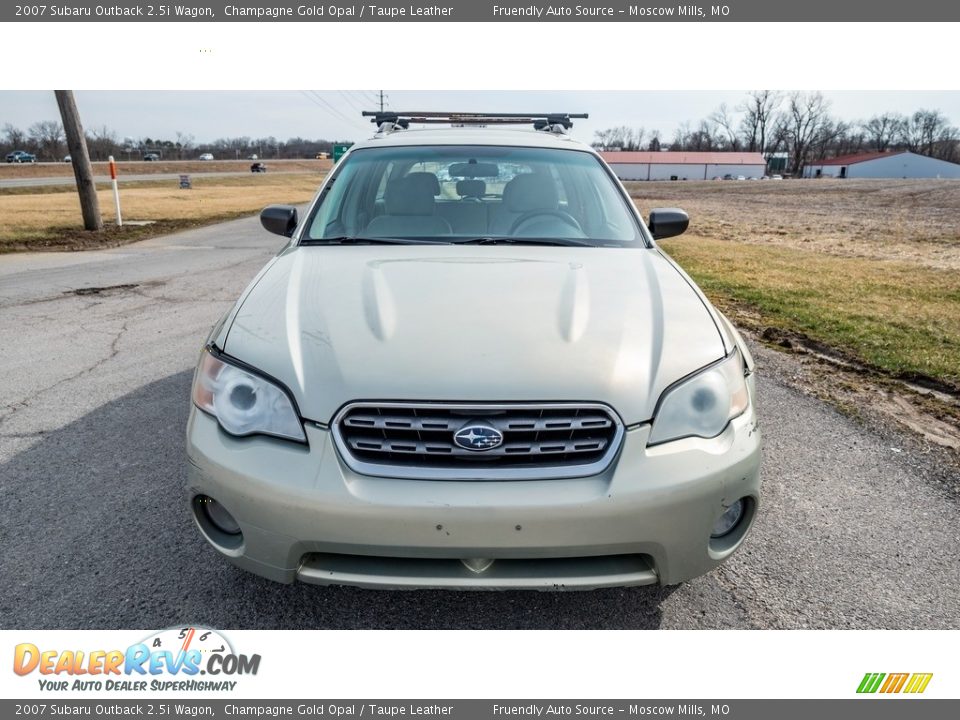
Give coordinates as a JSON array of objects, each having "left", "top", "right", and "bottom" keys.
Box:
[{"left": 186, "top": 403, "right": 761, "bottom": 589}]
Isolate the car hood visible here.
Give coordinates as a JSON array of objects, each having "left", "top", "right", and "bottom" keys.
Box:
[{"left": 222, "top": 245, "right": 725, "bottom": 426}]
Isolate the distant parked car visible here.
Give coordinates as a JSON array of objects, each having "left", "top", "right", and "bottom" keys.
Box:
[
  {"left": 63, "top": 155, "right": 72, "bottom": 163},
  {"left": 250, "top": 162, "right": 267, "bottom": 173},
  {"left": 722, "top": 174, "right": 734, "bottom": 180},
  {"left": 199, "top": 153, "right": 215, "bottom": 161},
  {"left": 736, "top": 175, "right": 746, "bottom": 181},
  {"left": 247, "top": 154, "right": 259, "bottom": 160},
  {"left": 771, "top": 174, "right": 783, "bottom": 180},
  {"left": 6, "top": 150, "right": 36, "bottom": 163},
  {"left": 143, "top": 153, "right": 160, "bottom": 161}
]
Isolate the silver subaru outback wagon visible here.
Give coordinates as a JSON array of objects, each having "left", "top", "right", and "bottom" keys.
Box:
[{"left": 186, "top": 112, "right": 761, "bottom": 590}]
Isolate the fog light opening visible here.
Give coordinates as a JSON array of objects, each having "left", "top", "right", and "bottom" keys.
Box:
[
  {"left": 191, "top": 494, "right": 244, "bottom": 555},
  {"left": 711, "top": 499, "right": 745, "bottom": 539},
  {"left": 202, "top": 496, "right": 241, "bottom": 535}
]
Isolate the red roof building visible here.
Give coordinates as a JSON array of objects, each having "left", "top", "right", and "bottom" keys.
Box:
[
  {"left": 600, "top": 151, "right": 765, "bottom": 165},
  {"left": 811, "top": 150, "right": 906, "bottom": 166},
  {"left": 600, "top": 151, "right": 767, "bottom": 181},
  {"left": 803, "top": 150, "right": 960, "bottom": 179}
]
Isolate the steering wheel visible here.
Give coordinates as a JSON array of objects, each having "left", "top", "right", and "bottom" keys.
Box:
[{"left": 509, "top": 209, "right": 584, "bottom": 235}]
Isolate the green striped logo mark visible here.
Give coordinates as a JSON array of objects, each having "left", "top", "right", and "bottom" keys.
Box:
[
  {"left": 857, "top": 673, "right": 886, "bottom": 693},
  {"left": 857, "top": 672, "right": 933, "bottom": 694}
]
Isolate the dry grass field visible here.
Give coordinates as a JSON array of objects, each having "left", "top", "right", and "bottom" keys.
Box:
[
  {"left": 0, "top": 158, "right": 331, "bottom": 179},
  {"left": 0, "top": 173, "right": 323, "bottom": 252},
  {"left": 642, "top": 179, "right": 960, "bottom": 392},
  {"left": 629, "top": 178, "right": 960, "bottom": 270}
]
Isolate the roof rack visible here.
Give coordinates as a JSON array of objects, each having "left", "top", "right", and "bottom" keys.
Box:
[{"left": 362, "top": 111, "right": 588, "bottom": 134}]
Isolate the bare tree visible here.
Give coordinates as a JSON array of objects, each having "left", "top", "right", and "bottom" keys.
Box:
[
  {"left": 86, "top": 125, "right": 119, "bottom": 161},
  {"left": 632, "top": 127, "right": 647, "bottom": 151},
  {"left": 2, "top": 123, "right": 28, "bottom": 151},
  {"left": 175, "top": 131, "right": 195, "bottom": 160},
  {"left": 28, "top": 120, "right": 66, "bottom": 161},
  {"left": 862, "top": 113, "right": 905, "bottom": 152},
  {"left": 832, "top": 122, "right": 865, "bottom": 157},
  {"left": 683, "top": 118, "right": 723, "bottom": 151},
  {"left": 670, "top": 121, "right": 692, "bottom": 150},
  {"left": 591, "top": 125, "right": 646, "bottom": 151},
  {"left": 900, "top": 109, "right": 958, "bottom": 159},
  {"left": 783, "top": 92, "right": 833, "bottom": 175},
  {"left": 809, "top": 119, "right": 851, "bottom": 161},
  {"left": 738, "top": 90, "right": 782, "bottom": 153},
  {"left": 592, "top": 128, "right": 614, "bottom": 150},
  {"left": 710, "top": 103, "right": 741, "bottom": 150}
]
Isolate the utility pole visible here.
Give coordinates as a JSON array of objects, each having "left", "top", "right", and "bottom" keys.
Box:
[{"left": 55, "top": 90, "right": 103, "bottom": 232}]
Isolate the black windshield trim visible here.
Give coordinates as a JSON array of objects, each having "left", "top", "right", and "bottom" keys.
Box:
[
  {"left": 297, "top": 144, "right": 651, "bottom": 249},
  {"left": 454, "top": 237, "right": 598, "bottom": 247},
  {"left": 301, "top": 236, "right": 454, "bottom": 246}
]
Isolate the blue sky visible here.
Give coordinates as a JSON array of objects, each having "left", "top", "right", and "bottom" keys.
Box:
[{"left": 2, "top": 90, "right": 958, "bottom": 145}]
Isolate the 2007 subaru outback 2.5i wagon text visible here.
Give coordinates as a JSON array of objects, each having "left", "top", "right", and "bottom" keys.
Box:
[{"left": 186, "top": 111, "right": 761, "bottom": 590}]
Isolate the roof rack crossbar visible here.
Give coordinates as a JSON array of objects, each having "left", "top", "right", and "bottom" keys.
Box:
[{"left": 363, "top": 111, "right": 588, "bottom": 131}]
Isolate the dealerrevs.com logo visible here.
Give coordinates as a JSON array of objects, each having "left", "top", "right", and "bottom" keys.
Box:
[{"left": 13, "top": 627, "right": 260, "bottom": 693}]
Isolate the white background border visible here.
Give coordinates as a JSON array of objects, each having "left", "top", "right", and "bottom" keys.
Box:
[
  {"left": 1, "top": 18, "right": 957, "bottom": 702},
  {"left": 2, "top": 22, "right": 959, "bottom": 91}
]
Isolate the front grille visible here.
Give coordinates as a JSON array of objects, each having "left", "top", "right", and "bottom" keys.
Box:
[{"left": 333, "top": 402, "right": 623, "bottom": 480}]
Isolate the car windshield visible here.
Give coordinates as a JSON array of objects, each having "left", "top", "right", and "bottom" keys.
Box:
[{"left": 302, "top": 145, "right": 644, "bottom": 246}]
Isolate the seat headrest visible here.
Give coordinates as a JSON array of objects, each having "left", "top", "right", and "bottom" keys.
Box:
[
  {"left": 502, "top": 174, "right": 559, "bottom": 213},
  {"left": 456, "top": 179, "right": 485, "bottom": 199},
  {"left": 384, "top": 172, "right": 441, "bottom": 216}
]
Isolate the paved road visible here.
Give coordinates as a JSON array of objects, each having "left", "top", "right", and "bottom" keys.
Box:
[
  {"left": 1, "top": 217, "right": 958, "bottom": 629},
  {"left": 0, "top": 170, "right": 282, "bottom": 189}
]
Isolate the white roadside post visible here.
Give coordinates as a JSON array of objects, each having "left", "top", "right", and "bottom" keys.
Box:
[{"left": 108, "top": 155, "right": 122, "bottom": 227}]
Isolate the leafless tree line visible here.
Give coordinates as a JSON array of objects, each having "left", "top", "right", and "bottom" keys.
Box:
[
  {"left": 1, "top": 122, "right": 347, "bottom": 162},
  {"left": 592, "top": 91, "right": 960, "bottom": 175}
]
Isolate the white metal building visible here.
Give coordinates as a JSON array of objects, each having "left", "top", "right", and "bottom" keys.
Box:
[
  {"left": 803, "top": 150, "right": 960, "bottom": 179},
  {"left": 600, "top": 151, "right": 767, "bottom": 181}
]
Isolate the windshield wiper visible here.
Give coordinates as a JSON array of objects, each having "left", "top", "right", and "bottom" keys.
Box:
[
  {"left": 456, "top": 237, "right": 595, "bottom": 247},
  {"left": 302, "top": 236, "right": 452, "bottom": 246}
]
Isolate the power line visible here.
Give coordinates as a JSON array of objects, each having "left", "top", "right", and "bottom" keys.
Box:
[
  {"left": 346, "top": 90, "right": 375, "bottom": 111},
  {"left": 299, "top": 91, "right": 366, "bottom": 132},
  {"left": 309, "top": 91, "right": 360, "bottom": 127},
  {"left": 338, "top": 90, "right": 366, "bottom": 116}
]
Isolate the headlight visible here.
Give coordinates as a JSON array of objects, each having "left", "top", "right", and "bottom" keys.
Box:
[
  {"left": 191, "top": 349, "right": 306, "bottom": 443},
  {"left": 648, "top": 350, "right": 749, "bottom": 445}
]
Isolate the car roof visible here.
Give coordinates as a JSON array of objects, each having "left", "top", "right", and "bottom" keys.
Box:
[{"left": 349, "top": 126, "right": 598, "bottom": 153}]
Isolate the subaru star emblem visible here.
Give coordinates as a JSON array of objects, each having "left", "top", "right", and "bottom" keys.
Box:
[{"left": 453, "top": 423, "right": 504, "bottom": 451}]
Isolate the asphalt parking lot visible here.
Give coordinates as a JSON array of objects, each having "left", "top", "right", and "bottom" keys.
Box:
[{"left": 1, "top": 215, "right": 958, "bottom": 630}]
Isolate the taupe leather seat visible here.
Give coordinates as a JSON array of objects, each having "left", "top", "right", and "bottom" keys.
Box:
[
  {"left": 365, "top": 172, "right": 452, "bottom": 237},
  {"left": 489, "top": 174, "right": 559, "bottom": 234},
  {"left": 455, "top": 179, "right": 486, "bottom": 199}
]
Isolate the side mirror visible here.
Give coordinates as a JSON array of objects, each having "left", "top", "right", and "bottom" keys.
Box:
[
  {"left": 648, "top": 208, "right": 689, "bottom": 240},
  {"left": 260, "top": 205, "right": 298, "bottom": 237}
]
